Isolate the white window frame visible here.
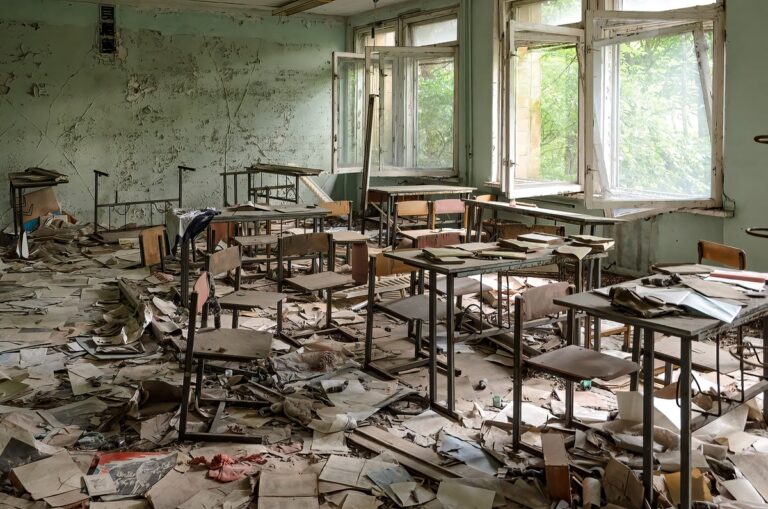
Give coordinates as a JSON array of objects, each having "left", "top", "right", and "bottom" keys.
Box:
[
  {"left": 584, "top": 2, "right": 725, "bottom": 209},
  {"left": 332, "top": 8, "right": 460, "bottom": 176},
  {"left": 498, "top": 0, "right": 724, "bottom": 211},
  {"left": 503, "top": 19, "right": 586, "bottom": 198}
]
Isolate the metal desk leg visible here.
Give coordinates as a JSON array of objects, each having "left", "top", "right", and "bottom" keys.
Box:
[
  {"left": 680, "top": 335, "right": 693, "bottom": 509},
  {"left": 565, "top": 308, "right": 575, "bottom": 426},
  {"left": 181, "top": 239, "right": 190, "bottom": 307},
  {"left": 446, "top": 274, "right": 456, "bottom": 413},
  {"left": 642, "top": 328, "right": 655, "bottom": 505},
  {"left": 763, "top": 317, "right": 768, "bottom": 423},
  {"left": 630, "top": 326, "right": 642, "bottom": 391},
  {"left": 593, "top": 259, "right": 602, "bottom": 350},
  {"left": 387, "top": 195, "right": 394, "bottom": 246},
  {"left": 428, "top": 270, "right": 438, "bottom": 406}
]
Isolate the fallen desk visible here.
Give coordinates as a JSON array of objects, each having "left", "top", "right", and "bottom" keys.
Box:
[
  {"left": 463, "top": 199, "right": 622, "bottom": 241},
  {"left": 554, "top": 283, "right": 768, "bottom": 509},
  {"left": 367, "top": 185, "right": 476, "bottom": 247},
  {"left": 221, "top": 164, "right": 323, "bottom": 206},
  {"left": 383, "top": 247, "right": 605, "bottom": 418},
  {"left": 176, "top": 205, "right": 330, "bottom": 306},
  {"left": 9, "top": 168, "right": 69, "bottom": 236}
]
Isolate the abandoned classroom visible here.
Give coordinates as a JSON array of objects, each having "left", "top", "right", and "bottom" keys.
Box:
[{"left": 1, "top": 0, "right": 768, "bottom": 508}]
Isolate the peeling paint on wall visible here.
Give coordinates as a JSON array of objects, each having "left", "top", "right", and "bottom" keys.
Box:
[{"left": 0, "top": 0, "right": 345, "bottom": 227}]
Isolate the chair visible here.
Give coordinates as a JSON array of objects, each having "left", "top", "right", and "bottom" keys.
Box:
[
  {"left": 364, "top": 251, "right": 459, "bottom": 377},
  {"left": 207, "top": 245, "right": 286, "bottom": 329},
  {"left": 178, "top": 274, "right": 274, "bottom": 443},
  {"left": 138, "top": 226, "right": 170, "bottom": 269},
  {"left": 698, "top": 240, "right": 746, "bottom": 270},
  {"left": 321, "top": 200, "right": 368, "bottom": 262},
  {"left": 392, "top": 200, "right": 430, "bottom": 246},
  {"left": 431, "top": 199, "right": 466, "bottom": 230},
  {"left": 512, "top": 283, "right": 639, "bottom": 452},
  {"left": 276, "top": 232, "right": 355, "bottom": 344}
]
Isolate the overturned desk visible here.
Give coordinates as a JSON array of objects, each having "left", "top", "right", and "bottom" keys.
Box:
[
  {"left": 9, "top": 167, "right": 69, "bottom": 236},
  {"left": 383, "top": 246, "right": 605, "bottom": 418},
  {"left": 221, "top": 164, "right": 323, "bottom": 206},
  {"left": 463, "top": 200, "right": 622, "bottom": 240},
  {"left": 173, "top": 205, "right": 331, "bottom": 306},
  {"left": 366, "top": 185, "right": 476, "bottom": 246},
  {"left": 555, "top": 281, "right": 768, "bottom": 509}
]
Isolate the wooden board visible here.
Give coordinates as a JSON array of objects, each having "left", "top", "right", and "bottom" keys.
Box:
[
  {"left": 280, "top": 233, "right": 330, "bottom": 257},
  {"left": 193, "top": 328, "right": 272, "bottom": 361},
  {"left": 285, "top": 272, "right": 354, "bottom": 292},
  {"left": 234, "top": 235, "right": 278, "bottom": 247},
  {"left": 542, "top": 433, "right": 572, "bottom": 503},
  {"left": 138, "top": 226, "right": 167, "bottom": 267}
]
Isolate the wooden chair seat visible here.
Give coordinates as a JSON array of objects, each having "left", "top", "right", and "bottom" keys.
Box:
[
  {"left": 379, "top": 294, "right": 460, "bottom": 322},
  {"left": 219, "top": 290, "right": 286, "bottom": 310},
  {"left": 193, "top": 328, "right": 273, "bottom": 361},
  {"left": 285, "top": 271, "right": 355, "bottom": 292},
  {"left": 331, "top": 230, "right": 368, "bottom": 243},
  {"left": 525, "top": 345, "right": 639, "bottom": 382}
]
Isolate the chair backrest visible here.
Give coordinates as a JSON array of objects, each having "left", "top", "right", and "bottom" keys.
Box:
[
  {"left": 431, "top": 198, "right": 465, "bottom": 229},
  {"left": 208, "top": 245, "right": 241, "bottom": 277},
  {"left": 139, "top": 226, "right": 168, "bottom": 267},
  {"left": 372, "top": 251, "right": 418, "bottom": 278},
  {"left": 395, "top": 200, "right": 430, "bottom": 218},
  {"left": 474, "top": 194, "right": 497, "bottom": 203},
  {"left": 320, "top": 200, "right": 352, "bottom": 218},
  {"left": 698, "top": 240, "right": 746, "bottom": 270},
  {"left": 192, "top": 272, "right": 210, "bottom": 315},
  {"left": 516, "top": 282, "right": 571, "bottom": 323},
  {"left": 279, "top": 232, "right": 332, "bottom": 258},
  {"left": 413, "top": 231, "right": 462, "bottom": 249}
]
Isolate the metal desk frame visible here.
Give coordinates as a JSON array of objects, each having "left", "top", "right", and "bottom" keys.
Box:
[
  {"left": 93, "top": 166, "right": 195, "bottom": 233},
  {"left": 383, "top": 248, "right": 603, "bottom": 419},
  {"left": 178, "top": 207, "right": 330, "bottom": 306},
  {"left": 365, "top": 185, "right": 476, "bottom": 247},
  {"left": 554, "top": 284, "right": 768, "bottom": 509},
  {"left": 221, "top": 164, "right": 322, "bottom": 206}
]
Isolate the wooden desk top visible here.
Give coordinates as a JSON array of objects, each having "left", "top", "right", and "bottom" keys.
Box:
[
  {"left": 555, "top": 279, "right": 768, "bottom": 339},
  {"left": 221, "top": 164, "right": 323, "bottom": 177},
  {"left": 211, "top": 206, "right": 330, "bottom": 222},
  {"left": 463, "top": 200, "right": 623, "bottom": 226},
  {"left": 384, "top": 245, "right": 604, "bottom": 277},
  {"left": 369, "top": 185, "right": 476, "bottom": 197}
]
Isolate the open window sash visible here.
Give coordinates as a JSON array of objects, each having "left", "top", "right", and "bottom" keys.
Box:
[
  {"left": 584, "top": 4, "right": 724, "bottom": 209},
  {"left": 332, "top": 52, "right": 366, "bottom": 174},
  {"left": 504, "top": 20, "right": 585, "bottom": 199},
  {"left": 364, "top": 45, "right": 459, "bottom": 177}
]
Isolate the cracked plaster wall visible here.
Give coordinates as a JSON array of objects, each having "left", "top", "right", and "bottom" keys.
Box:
[{"left": 0, "top": 0, "right": 345, "bottom": 228}]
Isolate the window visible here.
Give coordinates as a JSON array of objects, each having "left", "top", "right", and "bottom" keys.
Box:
[
  {"left": 500, "top": 0, "right": 724, "bottom": 209},
  {"left": 585, "top": 2, "right": 724, "bottom": 208},
  {"left": 332, "top": 9, "right": 459, "bottom": 176},
  {"left": 502, "top": 5, "right": 585, "bottom": 197}
]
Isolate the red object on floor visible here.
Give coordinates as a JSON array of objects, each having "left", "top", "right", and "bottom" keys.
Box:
[{"left": 189, "top": 453, "right": 267, "bottom": 482}]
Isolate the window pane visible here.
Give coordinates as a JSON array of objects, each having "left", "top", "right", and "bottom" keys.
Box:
[
  {"left": 337, "top": 57, "right": 365, "bottom": 169},
  {"left": 621, "top": 0, "right": 715, "bottom": 11},
  {"left": 411, "top": 18, "right": 458, "bottom": 46},
  {"left": 608, "top": 33, "right": 711, "bottom": 199},
  {"left": 514, "top": 0, "right": 582, "bottom": 26},
  {"left": 357, "top": 28, "right": 396, "bottom": 51},
  {"left": 514, "top": 44, "right": 579, "bottom": 183},
  {"left": 417, "top": 56, "right": 454, "bottom": 168}
]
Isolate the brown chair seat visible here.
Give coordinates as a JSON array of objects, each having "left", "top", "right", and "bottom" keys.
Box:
[
  {"left": 219, "top": 290, "right": 286, "bottom": 310},
  {"left": 379, "top": 294, "right": 460, "bottom": 322},
  {"left": 285, "top": 272, "right": 355, "bottom": 292},
  {"left": 525, "top": 345, "right": 639, "bottom": 382},
  {"left": 331, "top": 230, "right": 368, "bottom": 243},
  {"left": 193, "top": 328, "right": 273, "bottom": 361}
]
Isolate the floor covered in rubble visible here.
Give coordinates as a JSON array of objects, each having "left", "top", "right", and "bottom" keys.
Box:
[{"left": 0, "top": 231, "right": 767, "bottom": 509}]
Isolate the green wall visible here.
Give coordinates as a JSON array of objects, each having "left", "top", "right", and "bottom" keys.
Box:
[{"left": 0, "top": 0, "right": 345, "bottom": 227}]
